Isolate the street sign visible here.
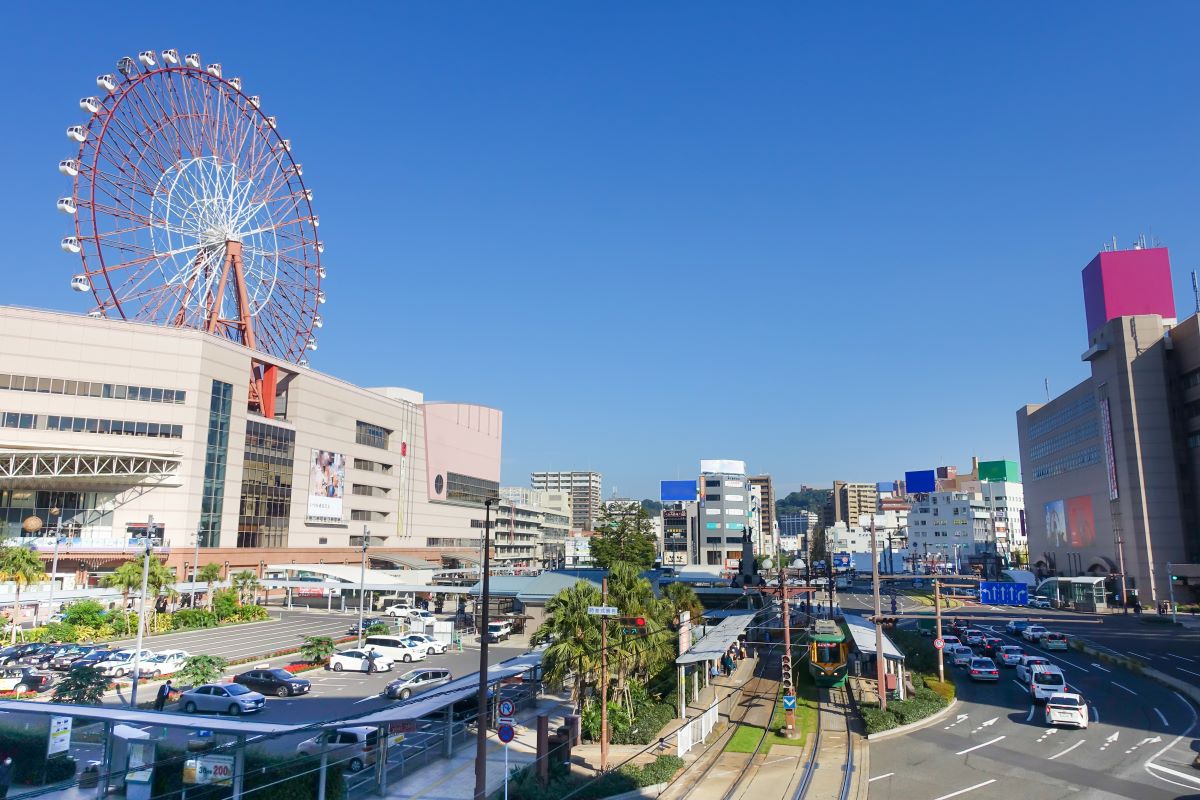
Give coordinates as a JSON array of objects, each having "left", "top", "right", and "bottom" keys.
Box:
[
  {"left": 496, "top": 723, "right": 515, "bottom": 743},
  {"left": 933, "top": 638, "right": 945, "bottom": 650},
  {"left": 782, "top": 695, "right": 796, "bottom": 710},
  {"left": 47, "top": 716, "right": 72, "bottom": 756},
  {"left": 587, "top": 605, "right": 619, "bottom": 616},
  {"left": 183, "top": 754, "right": 234, "bottom": 786},
  {"left": 978, "top": 582, "right": 1029, "bottom": 606},
  {"left": 497, "top": 699, "right": 515, "bottom": 722}
]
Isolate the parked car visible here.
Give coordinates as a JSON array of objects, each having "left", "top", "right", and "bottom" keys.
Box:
[
  {"left": 0, "top": 666, "right": 55, "bottom": 694},
  {"left": 69, "top": 649, "right": 116, "bottom": 671},
  {"left": 967, "top": 657, "right": 1000, "bottom": 681},
  {"left": 997, "top": 645, "right": 1025, "bottom": 667},
  {"left": 329, "top": 649, "right": 395, "bottom": 673},
  {"left": 143, "top": 650, "right": 190, "bottom": 678},
  {"left": 179, "top": 683, "right": 266, "bottom": 715},
  {"left": 383, "top": 667, "right": 453, "bottom": 700},
  {"left": 401, "top": 634, "right": 448, "bottom": 656},
  {"left": 1005, "top": 619, "right": 1031, "bottom": 635},
  {"left": 1016, "top": 654, "right": 1052, "bottom": 683},
  {"left": 363, "top": 636, "right": 428, "bottom": 663},
  {"left": 296, "top": 727, "right": 379, "bottom": 773},
  {"left": 1042, "top": 632, "right": 1069, "bottom": 651},
  {"left": 95, "top": 649, "right": 156, "bottom": 678},
  {"left": 49, "top": 645, "right": 101, "bottom": 671},
  {"left": 949, "top": 645, "right": 975, "bottom": 667},
  {"left": 382, "top": 604, "right": 414, "bottom": 618},
  {"left": 485, "top": 621, "right": 513, "bottom": 643},
  {"left": 1029, "top": 665, "right": 1067, "bottom": 704},
  {"left": 234, "top": 668, "right": 312, "bottom": 698},
  {"left": 1044, "top": 692, "right": 1089, "bottom": 729},
  {"left": 348, "top": 617, "right": 387, "bottom": 636},
  {"left": 1022, "top": 625, "right": 1048, "bottom": 642},
  {"left": 1028, "top": 597, "right": 1052, "bottom": 609},
  {"left": 18, "top": 643, "right": 67, "bottom": 668},
  {"left": 0, "top": 643, "right": 46, "bottom": 665}
]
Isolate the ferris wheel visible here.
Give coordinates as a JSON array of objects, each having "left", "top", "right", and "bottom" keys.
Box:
[{"left": 57, "top": 50, "right": 325, "bottom": 365}]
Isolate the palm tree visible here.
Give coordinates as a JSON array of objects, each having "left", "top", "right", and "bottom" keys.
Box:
[
  {"left": 532, "top": 581, "right": 602, "bottom": 709},
  {"left": 231, "top": 570, "right": 259, "bottom": 606},
  {"left": 102, "top": 561, "right": 144, "bottom": 636},
  {"left": 196, "top": 563, "right": 223, "bottom": 610},
  {"left": 300, "top": 635, "right": 336, "bottom": 665},
  {"left": 661, "top": 582, "right": 703, "bottom": 622},
  {"left": 0, "top": 544, "right": 47, "bottom": 644},
  {"left": 52, "top": 666, "right": 110, "bottom": 705}
]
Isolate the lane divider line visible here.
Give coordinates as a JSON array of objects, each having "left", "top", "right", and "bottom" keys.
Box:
[
  {"left": 1111, "top": 681, "right": 1137, "bottom": 695},
  {"left": 867, "top": 772, "right": 894, "bottom": 782},
  {"left": 933, "top": 778, "right": 998, "bottom": 800},
  {"left": 1153, "top": 707, "right": 1168, "bottom": 727},
  {"left": 1047, "top": 739, "right": 1085, "bottom": 760},
  {"left": 956, "top": 735, "right": 1005, "bottom": 755}
]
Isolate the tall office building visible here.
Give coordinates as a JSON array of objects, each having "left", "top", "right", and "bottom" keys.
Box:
[
  {"left": 748, "top": 475, "right": 775, "bottom": 556},
  {"left": 530, "top": 471, "right": 602, "bottom": 531},
  {"left": 697, "top": 459, "right": 751, "bottom": 570},
  {"left": 827, "top": 481, "right": 879, "bottom": 527},
  {"left": 661, "top": 501, "right": 697, "bottom": 566}
]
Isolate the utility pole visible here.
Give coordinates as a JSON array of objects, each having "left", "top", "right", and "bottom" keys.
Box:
[
  {"left": 42, "top": 522, "right": 65, "bottom": 628},
  {"left": 474, "top": 498, "right": 498, "bottom": 800},
  {"left": 600, "top": 577, "right": 610, "bottom": 772},
  {"left": 129, "top": 518, "right": 155, "bottom": 707},
  {"left": 870, "top": 516, "right": 887, "bottom": 711},
  {"left": 191, "top": 523, "right": 201, "bottom": 608},
  {"left": 934, "top": 577, "right": 944, "bottom": 683},
  {"left": 780, "top": 564, "right": 795, "bottom": 734},
  {"left": 1114, "top": 515, "right": 1129, "bottom": 613},
  {"left": 356, "top": 528, "right": 369, "bottom": 649}
]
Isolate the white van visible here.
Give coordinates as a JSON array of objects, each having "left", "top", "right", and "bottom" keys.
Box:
[
  {"left": 363, "top": 635, "right": 427, "bottom": 664},
  {"left": 1028, "top": 664, "right": 1067, "bottom": 703}
]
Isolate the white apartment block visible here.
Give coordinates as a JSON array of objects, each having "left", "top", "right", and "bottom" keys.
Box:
[
  {"left": 531, "top": 471, "right": 602, "bottom": 531},
  {"left": 906, "top": 491, "right": 993, "bottom": 570}
]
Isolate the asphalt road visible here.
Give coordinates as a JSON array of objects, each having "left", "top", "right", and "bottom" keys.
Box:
[{"left": 869, "top": 618, "right": 1200, "bottom": 800}]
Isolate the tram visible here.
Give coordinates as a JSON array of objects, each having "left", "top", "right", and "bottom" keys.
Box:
[{"left": 808, "top": 619, "right": 849, "bottom": 687}]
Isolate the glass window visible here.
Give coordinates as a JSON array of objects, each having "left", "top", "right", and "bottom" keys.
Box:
[
  {"left": 151, "top": 388, "right": 163, "bottom": 403},
  {"left": 114, "top": 385, "right": 127, "bottom": 399},
  {"left": 51, "top": 379, "right": 64, "bottom": 394}
]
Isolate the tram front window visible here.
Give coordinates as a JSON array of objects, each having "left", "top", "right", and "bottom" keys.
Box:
[{"left": 815, "top": 643, "right": 840, "bottom": 663}]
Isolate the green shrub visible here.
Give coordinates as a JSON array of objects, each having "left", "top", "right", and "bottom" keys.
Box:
[
  {"left": 172, "top": 609, "right": 218, "bottom": 629},
  {"left": 618, "top": 754, "right": 684, "bottom": 786},
  {"left": 44, "top": 755, "right": 77, "bottom": 783},
  {"left": 861, "top": 705, "right": 898, "bottom": 734},
  {"left": 924, "top": 677, "right": 956, "bottom": 702},
  {"left": 63, "top": 599, "right": 107, "bottom": 628},
  {"left": 37, "top": 622, "right": 79, "bottom": 643},
  {"left": 212, "top": 588, "right": 239, "bottom": 620}
]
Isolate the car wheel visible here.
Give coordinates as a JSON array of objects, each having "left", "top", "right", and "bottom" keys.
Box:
[
  {"left": 184, "top": 701, "right": 197, "bottom": 714},
  {"left": 348, "top": 757, "right": 364, "bottom": 773},
  {"left": 149, "top": 670, "right": 160, "bottom": 678},
  {"left": 333, "top": 663, "right": 344, "bottom": 672},
  {"left": 403, "top": 654, "right": 412, "bottom": 662},
  {"left": 276, "top": 687, "right": 289, "bottom": 698},
  {"left": 400, "top": 689, "right": 411, "bottom": 700},
  {"left": 228, "top": 704, "right": 241, "bottom": 716},
  {"left": 13, "top": 684, "right": 27, "bottom": 694}
]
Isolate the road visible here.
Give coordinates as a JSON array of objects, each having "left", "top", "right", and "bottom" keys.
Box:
[{"left": 868, "top": 615, "right": 1200, "bottom": 800}]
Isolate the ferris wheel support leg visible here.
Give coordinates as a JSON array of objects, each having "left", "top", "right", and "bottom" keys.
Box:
[
  {"left": 205, "top": 244, "right": 235, "bottom": 335},
  {"left": 227, "top": 240, "right": 257, "bottom": 352}
]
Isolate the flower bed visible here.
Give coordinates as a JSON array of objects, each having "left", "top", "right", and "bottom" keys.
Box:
[{"left": 282, "top": 662, "right": 322, "bottom": 674}]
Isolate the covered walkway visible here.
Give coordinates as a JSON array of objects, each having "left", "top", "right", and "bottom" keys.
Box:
[{"left": 843, "top": 613, "right": 906, "bottom": 699}]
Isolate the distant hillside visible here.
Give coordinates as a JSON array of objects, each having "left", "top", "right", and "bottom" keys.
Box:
[{"left": 776, "top": 487, "right": 831, "bottom": 518}]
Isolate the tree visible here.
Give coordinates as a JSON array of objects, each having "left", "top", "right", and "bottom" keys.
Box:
[
  {"left": 196, "top": 563, "right": 224, "bottom": 610},
  {"left": 661, "top": 582, "right": 703, "bottom": 622},
  {"left": 531, "top": 581, "right": 602, "bottom": 708},
  {"left": 365, "top": 622, "right": 390, "bottom": 636},
  {"left": 640, "top": 499, "right": 663, "bottom": 514},
  {"left": 300, "top": 635, "right": 336, "bottom": 665},
  {"left": 589, "top": 505, "right": 657, "bottom": 570},
  {"left": 52, "top": 666, "right": 110, "bottom": 705},
  {"left": 231, "top": 570, "right": 260, "bottom": 606},
  {"left": 177, "top": 654, "right": 228, "bottom": 687},
  {"left": 776, "top": 487, "right": 832, "bottom": 518},
  {"left": 62, "top": 599, "right": 106, "bottom": 628},
  {"left": 102, "top": 561, "right": 144, "bottom": 636},
  {"left": 0, "top": 544, "right": 47, "bottom": 644}
]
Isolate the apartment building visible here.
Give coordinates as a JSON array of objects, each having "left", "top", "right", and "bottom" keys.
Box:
[{"left": 531, "top": 471, "right": 602, "bottom": 531}]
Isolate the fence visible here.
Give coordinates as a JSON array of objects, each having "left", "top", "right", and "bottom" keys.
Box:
[{"left": 676, "top": 700, "right": 718, "bottom": 757}]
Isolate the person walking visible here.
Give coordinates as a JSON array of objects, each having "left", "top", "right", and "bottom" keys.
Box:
[
  {"left": 154, "top": 679, "right": 173, "bottom": 712},
  {"left": 0, "top": 755, "right": 12, "bottom": 799}
]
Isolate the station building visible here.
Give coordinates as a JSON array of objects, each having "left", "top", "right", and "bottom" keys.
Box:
[{"left": 0, "top": 305, "right": 502, "bottom": 585}]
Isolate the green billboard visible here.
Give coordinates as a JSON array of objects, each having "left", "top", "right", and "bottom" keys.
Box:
[{"left": 978, "top": 460, "right": 1020, "bottom": 483}]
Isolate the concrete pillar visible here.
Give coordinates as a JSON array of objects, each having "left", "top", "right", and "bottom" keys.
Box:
[
  {"left": 691, "top": 666, "right": 698, "bottom": 704},
  {"left": 536, "top": 714, "right": 549, "bottom": 785},
  {"left": 444, "top": 706, "right": 454, "bottom": 757},
  {"left": 678, "top": 664, "right": 686, "bottom": 720},
  {"left": 232, "top": 735, "right": 245, "bottom": 800},
  {"left": 96, "top": 720, "right": 113, "bottom": 800}
]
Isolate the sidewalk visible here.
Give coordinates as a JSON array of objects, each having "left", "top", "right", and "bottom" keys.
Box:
[{"left": 383, "top": 689, "right": 574, "bottom": 800}]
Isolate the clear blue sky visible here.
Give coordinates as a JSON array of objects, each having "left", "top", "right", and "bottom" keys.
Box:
[{"left": 6, "top": 3, "right": 1200, "bottom": 499}]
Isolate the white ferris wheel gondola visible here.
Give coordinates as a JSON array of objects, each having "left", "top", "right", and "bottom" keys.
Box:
[
  {"left": 79, "top": 97, "right": 102, "bottom": 114},
  {"left": 58, "top": 160, "right": 79, "bottom": 177},
  {"left": 71, "top": 274, "right": 91, "bottom": 292},
  {"left": 61, "top": 237, "right": 81, "bottom": 254}
]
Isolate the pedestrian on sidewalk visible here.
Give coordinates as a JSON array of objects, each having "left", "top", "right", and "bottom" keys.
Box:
[
  {"left": 738, "top": 642, "right": 747, "bottom": 660},
  {"left": 0, "top": 755, "right": 12, "bottom": 799},
  {"left": 154, "top": 679, "right": 173, "bottom": 711},
  {"left": 722, "top": 653, "right": 734, "bottom": 676}
]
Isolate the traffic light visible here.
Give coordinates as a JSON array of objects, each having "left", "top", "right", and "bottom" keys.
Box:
[{"left": 620, "top": 616, "right": 647, "bottom": 635}]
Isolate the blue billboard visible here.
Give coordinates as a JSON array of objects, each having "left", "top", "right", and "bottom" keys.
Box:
[
  {"left": 904, "top": 469, "right": 936, "bottom": 494},
  {"left": 978, "top": 582, "right": 1029, "bottom": 606},
  {"left": 660, "top": 480, "right": 697, "bottom": 502},
  {"left": 833, "top": 552, "right": 852, "bottom": 570},
  {"left": 876, "top": 481, "right": 896, "bottom": 493}
]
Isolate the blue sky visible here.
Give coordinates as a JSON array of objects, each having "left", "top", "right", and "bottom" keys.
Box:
[{"left": 6, "top": 3, "right": 1200, "bottom": 499}]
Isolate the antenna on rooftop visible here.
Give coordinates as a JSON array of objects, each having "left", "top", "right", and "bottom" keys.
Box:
[
  {"left": 1044, "top": 378, "right": 1050, "bottom": 403},
  {"left": 1192, "top": 271, "right": 1199, "bottom": 316}
]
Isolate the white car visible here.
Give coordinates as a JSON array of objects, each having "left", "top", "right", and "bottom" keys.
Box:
[
  {"left": 402, "top": 634, "right": 448, "bottom": 656},
  {"left": 939, "top": 635, "right": 962, "bottom": 650},
  {"left": 1029, "top": 664, "right": 1067, "bottom": 703},
  {"left": 143, "top": 649, "right": 189, "bottom": 678},
  {"left": 1028, "top": 597, "right": 1052, "bottom": 609},
  {"left": 1042, "top": 632, "right": 1069, "bottom": 651},
  {"left": 95, "top": 649, "right": 156, "bottom": 678},
  {"left": 329, "top": 649, "right": 394, "bottom": 673},
  {"left": 362, "top": 636, "right": 428, "bottom": 664},
  {"left": 997, "top": 645, "right": 1025, "bottom": 666},
  {"left": 382, "top": 604, "right": 414, "bottom": 618},
  {"left": 297, "top": 727, "right": 380, "bottom": 773},
  {"left": 949, "top": 645, "right": 975, "bottom": 667},
  {"left": 1044, "top": 692, "right": 1089, "bottom": 728},
  {"left": 1016, "top": 654, "right": 1052, "bottom": 683},
  {"left": 1022, "top": 625, "right": 1048, "bottom": 642}
]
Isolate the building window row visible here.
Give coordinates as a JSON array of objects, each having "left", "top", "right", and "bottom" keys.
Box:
[
  {"left": 1183, "top": 368, "right": 1200, "bottom": 390},
  {"left": 199, "top": 381, "right": 233, "bottom": 548},
  {"left": 0, "top": 373, "right": 186, "bottom": 404},
  {"left": 351, "top": 484, "right": 390, "bottom": 498},
  {"left": 350, "top": 509, "right": 390, "bottom": 522},
  {"left": 1029, "top": 421, "right": 1098, "bottom": 462},
  {"left": 1188, "top": 432, "right": 1200, "bottom": 449},
  {"left": 426, "top": 537, "right": 480, "bottom": 548},
  {"left": 1, "top": 412, "right": 35, "bottom": 429},
  {"left": 46, "top": 415, "right": 183, "bottom": 438},
  {"left": 1031, "top": 447, "right": 1101, "bottom": 481},
  {"left": 352, "top": 458, "right": 393, "bottom": 474},
  {"left": 446, "top": 472, "right": 500, "bottom": 505},
  {"left": 237, "top": 420, "right": 295, "bottom": 549},
  {"left": 355, "top": 420, "right": 391, "bottom": 449},
  {"left": 1028, "top": 394, "right": 1096, "bottom": 439}
]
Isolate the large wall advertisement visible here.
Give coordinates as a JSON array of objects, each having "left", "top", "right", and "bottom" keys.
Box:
[
  {"left": 308, "top": 449, "right": 346, "bottom": 519},
  {"left": 904, "top": 470, "right": 936, "bottom": 493},
  {"left": 661, "top": 480, "right": 698, "bottom": 502},
  {"left": 1044, "top": 495, "right": 1095, "bottom": 548}
]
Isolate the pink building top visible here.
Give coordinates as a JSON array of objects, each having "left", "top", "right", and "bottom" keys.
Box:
[
  {"left": 1081, "top": 248, "right": 1176, "bottom": 338},
  {"left": 422, "top": 402, "right": 503, "bottom": 501}
]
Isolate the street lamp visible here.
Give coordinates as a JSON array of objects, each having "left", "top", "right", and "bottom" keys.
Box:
[
  {"left": 129, "top": 516, "right": 156, "bottom": 707},
  {"left": 190, "top": 523, "right": 201, "bottom": 608},
  {"left": 474, "top": 496, "right": 500, "bottom": 800},
  {"left": 41, "top": 518, "right": 68, "bottom": 628},
  {"left": 356, "top": 526, "right": 370, "bottom": 649}
]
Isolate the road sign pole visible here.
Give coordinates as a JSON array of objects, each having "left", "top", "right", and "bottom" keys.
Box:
[
  {"left": 871, "top": 517, "right": 887, "bottom": 711},
  {"left": 504, "top": 741, "right": 509, "bottom": 800},
  {"left": 600, "top": 577, "right": 609, "bottom": 772},
  {"left": 934, "top": 578, "right": 944, "bottom": 683}
]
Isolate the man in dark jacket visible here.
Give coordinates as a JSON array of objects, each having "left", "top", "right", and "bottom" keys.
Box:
[
  {"left": 0, "top": 755, "right": 13, "bottom": 799},
  {"left": 154, "top": 679, "right": 173, "bottom": 712}
]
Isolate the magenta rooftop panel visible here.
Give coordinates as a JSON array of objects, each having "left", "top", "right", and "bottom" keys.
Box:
[{"left": 1081, "top": 247, "right": 1176, "bottom": 338}]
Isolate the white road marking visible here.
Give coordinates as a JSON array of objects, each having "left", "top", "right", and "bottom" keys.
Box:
[
  {"left": 1090, "top": 663, "right": 1111, "bottom": 673},
  {"left": 1153, "top": 708, "right": 1168, "bottom": 727},
  {"left": 1047, "top": 739, "right": 1085, "bottom": 760},
  {"left": 1025, "top": 706, "right": 1035, "bottom": 722},
  {"left": 1100, "top": 731, "right": 1118, "bottom": 751},
  {"left": 1125, "top": 650, "right": 1152, "bottom": 660},
  {"left": 956, "top": 735, "right": 1005, "bottom": 755},
  {"left": 1167, "top": 654, "right": 1195, "bottom": 663},
  {"left": 868, "top": 772, "right": 894, "bottom": 782},
  {"left": 1176, "top": 667, "right": 1200, "bottom": 678},
  {"left": 1036, "top": 729, "right": 1058, "bottom": 743},
  {"left": 1111, "top": 681, "right": 1137, "bottom": 695},
  {"left": 1144, "top": 691, "right": 1199, "bottom": 790},
  {"left": 933, "top": 779, "right": 997, "bottom": 800},
  {"left": 1145, "top": 762, "right": 1200, "bottom": 787},
  {"left": 1011, "top": 679, "right": 1026, "bottom": 692}
]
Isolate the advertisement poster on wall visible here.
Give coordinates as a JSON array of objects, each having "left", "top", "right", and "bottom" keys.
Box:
[
  {"left": 1066, "top": 495, "right": 1096, "bottom": 548},
  {"left": 308, "top": 449, "right": 345, "bottom": 518},
  {"left": 1045, "top": 499, "right": 1066, "bottom": 547}
]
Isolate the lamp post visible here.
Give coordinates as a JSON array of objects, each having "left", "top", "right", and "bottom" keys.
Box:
[
  {"left": 129, "top": 517, "right": 155, "bottom": 707},
  {"left": 474, "top": 497, "right": 499, "bottom": 800},
  {"left": 191, "top": 524, "right": 201, "bottom": 608},
  {"left": 356, "top": 527, "right": 370, "bottom": 649},
  {"left": 41, "top": 519, "right": 67, "bottom": 628}
]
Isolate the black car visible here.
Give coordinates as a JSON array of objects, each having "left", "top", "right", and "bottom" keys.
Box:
[
  {"left": 0, "top": 666, "right": 55, "bottom": 694},
  {"left": 17, "top": 643, "right": 64, "bottom": 667},
  {"left": 0, "top": 643, "right": 46, "bottom": 665},
  {"left": 49, "top": 645, "right": 101, "bottom": 671},
  {"left": 348, "top": 618, "right": 386, "bottom": 635},
  {"left": 70, "top": 649, "right": 116, "bottom": 671},
  {"left": 233, "top": 669, "right": 312, "bottom": 698}
]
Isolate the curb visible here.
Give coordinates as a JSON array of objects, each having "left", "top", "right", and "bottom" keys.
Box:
[
  {"left": 604, "top": 782, "right": 669, "bottom": 800},
  {"left": 865, "top": 697, "right": 959, "bottom": 741}
]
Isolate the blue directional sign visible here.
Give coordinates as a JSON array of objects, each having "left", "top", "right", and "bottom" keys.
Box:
[
  {"left": 782, "top": 695, "right": 797, "bottom": 710},
  {"left": 978, "top": 582, "right": 1028, "bottom": 606}
]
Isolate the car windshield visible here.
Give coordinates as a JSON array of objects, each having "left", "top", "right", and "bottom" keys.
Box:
[
  {"left": 487, "top": 624, "right": 503, "bottom": 632},
  {"left": 970, "top": 660, "right": 994, "bottom": 668},
  {"left": 227, "top": 684, "right": 252, "bottom": 696},
  {"left": 1002, "top": 647, "right": 1021, "bottom": 654},
  {"left": 395, "top": 670, "right": 423, "bottom": 682},
  {"left": 1048, "top": 696, "right": 1082, "bottom": 707}
]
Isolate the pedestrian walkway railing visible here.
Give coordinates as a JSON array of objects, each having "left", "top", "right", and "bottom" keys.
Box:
[{"left": 676, "top": 701, "right": 718, "bottom": 756}]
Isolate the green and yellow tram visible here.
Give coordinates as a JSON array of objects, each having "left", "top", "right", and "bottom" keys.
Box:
[{"left": 808, "top": 619, "right": 849, "bottom": 688}]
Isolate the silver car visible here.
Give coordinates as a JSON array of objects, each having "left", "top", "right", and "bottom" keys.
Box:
[{"left": 179, "top": 683, "right": 266, "bottom": 715}]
